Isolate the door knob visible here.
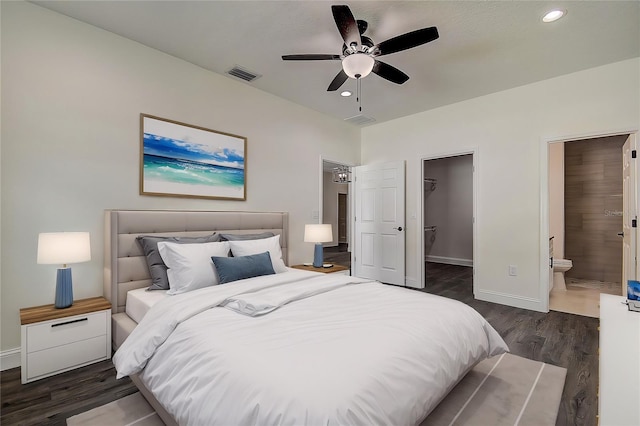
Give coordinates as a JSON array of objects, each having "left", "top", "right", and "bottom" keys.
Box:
[
  {"left": 618, "top": 232, "right": 624, "bottom": 237},
  {"left": 394, "top": 226, "right": 403, "bottom": 231}
]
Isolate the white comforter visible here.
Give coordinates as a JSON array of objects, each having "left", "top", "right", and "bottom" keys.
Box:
[{"left": 114, "top": 270, "right": 508, "bottom": 426}]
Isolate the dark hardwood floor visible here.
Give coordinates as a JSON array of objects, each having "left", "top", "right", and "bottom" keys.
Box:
[
  {"left": 1, "top": 359, "right": 136, "bottom": 425},
  {"left": 421, "top": 262, "right": 598, "bottom": 426},
  {"left": 1, "top": 261, "right": 597, "bottom": 426},
  {"left": 323, "top": 243, "right": 350, "bottom": 267}
]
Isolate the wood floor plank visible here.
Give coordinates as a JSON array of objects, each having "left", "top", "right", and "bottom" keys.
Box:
[{"left": 1, "top": 360, "right": 136, "bottom": 426}]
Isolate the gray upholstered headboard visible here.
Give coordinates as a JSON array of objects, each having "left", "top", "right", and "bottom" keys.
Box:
[{"left": 103, "top": 210, "right": 289, "bottom": 314}]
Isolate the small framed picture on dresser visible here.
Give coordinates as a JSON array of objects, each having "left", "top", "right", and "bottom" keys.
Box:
[{"left": 140, "top": 114, "right": 247, "bottom": 201}]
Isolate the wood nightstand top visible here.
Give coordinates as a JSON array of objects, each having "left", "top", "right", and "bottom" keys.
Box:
[
  {"left": 20, "top": 296, "right": 111, "bottom": 325},
  {"left": 290, "top": 264, "right": 350, "bottom": 274}
]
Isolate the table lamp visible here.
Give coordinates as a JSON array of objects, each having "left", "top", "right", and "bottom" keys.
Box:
[
  {"left": 304, "top": 224, "right": 333, "bottom": 268},
  {"left": 37, "top": 232, "right": 91, "bottom": 309}
]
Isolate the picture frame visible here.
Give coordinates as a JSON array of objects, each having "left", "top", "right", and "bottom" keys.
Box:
[{"left": 140, "top": 114, "right": 247, "bottom": 201}]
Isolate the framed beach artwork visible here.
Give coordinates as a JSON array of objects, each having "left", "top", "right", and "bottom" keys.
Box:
[{"left": 140, "top": 114, "right": 246, "bottom": 200}]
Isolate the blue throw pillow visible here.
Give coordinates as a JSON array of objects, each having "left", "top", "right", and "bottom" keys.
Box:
[{"left": 211, "top": 251, "right": 275, "bottom": 284}]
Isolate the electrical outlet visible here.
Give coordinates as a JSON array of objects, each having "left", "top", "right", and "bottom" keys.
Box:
[{"left": 509, "top": 265, "right": 518, "bottom": 276}]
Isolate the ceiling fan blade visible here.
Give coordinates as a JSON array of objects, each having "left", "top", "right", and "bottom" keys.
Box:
[
  {"left": 332, "top": 5, "right": 361, "bottom": 49},
  {"left": 372, "top": 60, "right": 409, "bottom": 85},
  {"left": 373, "top": 27, "right": 439, "bottom": 57},
  {"left": 327, "top": 70, "right": 349, "bottom": 91},
  {"left": 282, "top": 54, "right": 341, "bottom": 61}
]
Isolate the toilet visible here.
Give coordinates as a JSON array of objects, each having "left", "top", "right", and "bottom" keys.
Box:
[{"left": 552, "top": 259, "right": 573, "bottom": 291}]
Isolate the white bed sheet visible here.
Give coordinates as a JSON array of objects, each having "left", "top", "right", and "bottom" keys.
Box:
[
  {"left": 125, "top": 287, "right": 168, "bottom": 323},
  {"left": 114, "top": 270, "right": 508, "bottom": 426}
]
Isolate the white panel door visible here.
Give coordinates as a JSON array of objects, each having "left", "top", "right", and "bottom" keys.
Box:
[
  {"left": 622, "top": 134, "right": 637, "bottom": 294},
  {"left": 353, "top": 161, "right": 405, "bottom": 285}
]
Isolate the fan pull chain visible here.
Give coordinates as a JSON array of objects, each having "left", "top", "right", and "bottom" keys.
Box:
[{"left": 357, "top": 77, "right": 362, "bottom": 112}]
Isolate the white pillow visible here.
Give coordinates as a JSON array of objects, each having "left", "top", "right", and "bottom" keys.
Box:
[
  {"left": 227, "top": 234, "right": 287, "bottom": 273},
  {"left": 158, "top": 241, "right": 230, "bottom": 295}
]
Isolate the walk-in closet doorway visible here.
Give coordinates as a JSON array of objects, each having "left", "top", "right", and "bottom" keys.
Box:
[{"left": 420, "top": 151, "right": 476, "bottom": 291}]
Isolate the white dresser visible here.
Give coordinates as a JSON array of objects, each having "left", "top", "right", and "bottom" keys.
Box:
[{"left": 598, "top": 294, "right": 640, "bottom": 425}]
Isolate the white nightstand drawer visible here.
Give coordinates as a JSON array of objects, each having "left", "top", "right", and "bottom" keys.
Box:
[
  {"left": 26, "top": 311, "right": 107, "bottom": 352},
  {"left": 27, "top": 335, "right": 107, "bottom": 380}
]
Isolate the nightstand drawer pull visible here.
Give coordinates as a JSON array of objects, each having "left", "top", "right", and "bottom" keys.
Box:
[
  {"left": 51, "top": 318, "right": 88, "bottom": 328},
  {"left": 26, "top": 311, "right": 107, "bottom": 353}
]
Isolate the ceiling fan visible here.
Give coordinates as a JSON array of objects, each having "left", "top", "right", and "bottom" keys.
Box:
[{"left": 282, "top": 5, "right": 439, "bottom": 92}]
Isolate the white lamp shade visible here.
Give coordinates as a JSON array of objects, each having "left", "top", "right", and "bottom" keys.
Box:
[
  {"left": 304, "top": 224, "right": 333, "bottom": 243},
  {"left": 342, "top": 53, "right": 375, "bottom": 79},
  {"left": 37, "top": 232, "right": 91, "bottom": 265}
]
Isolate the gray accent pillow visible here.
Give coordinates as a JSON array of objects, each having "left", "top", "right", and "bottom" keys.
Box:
[
  {"left": 211, "top": 251, "right": 275, "bottom": 284},
  {"left": 219, "top": 232, "right": 275, "bottom": 241},
  {"left": 136, "top": 233, "right": 221, "bottom": 290}
]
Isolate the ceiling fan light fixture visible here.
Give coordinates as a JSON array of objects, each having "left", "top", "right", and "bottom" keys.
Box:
[
  {"left": 340, "top": 91, "right": 352, "bottom": 97},
  {"left": 542, "top": 9, "right": 566, "bottom": 23},
  {"left": 342, "top": 53, "right": 375, "bottom": 79}
]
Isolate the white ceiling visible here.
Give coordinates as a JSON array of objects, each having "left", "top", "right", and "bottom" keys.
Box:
[{"left": 31, "top": 1, "right": 640, "bottom": 125}]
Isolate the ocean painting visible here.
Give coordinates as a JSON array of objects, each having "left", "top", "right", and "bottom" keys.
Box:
[{"left": 140, "top": 115, "right": 246, "bottom": 200}]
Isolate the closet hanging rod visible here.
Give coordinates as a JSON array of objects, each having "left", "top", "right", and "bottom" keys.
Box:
[{"left": 424, "top": 177, "right": 437, "bottom": 191}]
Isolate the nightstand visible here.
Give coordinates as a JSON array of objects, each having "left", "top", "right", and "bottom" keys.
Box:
[
  {"left": 290, "top": 264, "right": 350, "bottom": 275},
  {"left": 20, "top": 296, "right": 112, "bottom": 384}
]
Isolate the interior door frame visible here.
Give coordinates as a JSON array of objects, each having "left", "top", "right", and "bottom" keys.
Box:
[
  {"left": 419, "top": 148, "right": 478, "bottom": 292},
  {"left": 540, "top": 128, "right": 638, "bottom": 312}
]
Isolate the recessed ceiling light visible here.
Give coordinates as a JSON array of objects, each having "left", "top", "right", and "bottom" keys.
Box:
[
  {"left": 340, "top": 91, "right": 352, "bottom": 97},
  {"left": 542, "top": 9, "right": 566, "bottom": 23}
]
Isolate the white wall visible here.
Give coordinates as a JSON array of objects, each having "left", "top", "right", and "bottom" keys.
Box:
[
  {"left": 424, "top": 155, "right": 473, "bottom": 265},
  {"left": 548, "top": 143, "right": 565, "bottom": 259},
  {"left": 362, "top": 58, "right": 640, "bottom": 311},
  {"left": 0, "top": 2, "right": 360, "bottom": 354}
]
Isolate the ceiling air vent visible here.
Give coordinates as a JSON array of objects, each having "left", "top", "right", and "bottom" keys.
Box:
[
  {"left": 344, "top": 114, "right": 376, "bottom": 126},
  {"left": 226, "top": 65, "right": 261, "bottom": 82}
]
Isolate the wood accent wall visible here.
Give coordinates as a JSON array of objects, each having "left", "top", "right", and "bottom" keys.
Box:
[{"left": 564, "top": 135, "right": 626, "bottom": 283}]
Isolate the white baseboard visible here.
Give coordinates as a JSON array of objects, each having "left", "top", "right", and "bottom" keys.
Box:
[
  {"left": 475, "top": 289, "right": 545, "bottom": 312},
  {"left": 1, "top": 347, "right": 21, "bottom": 371},
  {"left": 425, "top": 255, "right": 473, "bottom": 267}
]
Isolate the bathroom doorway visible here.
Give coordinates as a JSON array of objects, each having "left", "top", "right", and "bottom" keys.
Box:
[
  {"left": 421, "top": 153, "right": 475, "bottom": 290},
  {"left": 548, "top": 134, "right": 629, "bottom": 317}
]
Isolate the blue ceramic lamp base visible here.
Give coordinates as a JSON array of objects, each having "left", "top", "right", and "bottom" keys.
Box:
[
  {"left": 313, "top": 243, "right": 324, "bottom": 268},
  {"left": 55, "top": 268, "right": 74, "bottom": 309}
]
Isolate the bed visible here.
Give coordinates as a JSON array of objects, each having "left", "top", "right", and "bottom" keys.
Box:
[{"left": 105, "top": 209, "right": 508, "bottom": 426}]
